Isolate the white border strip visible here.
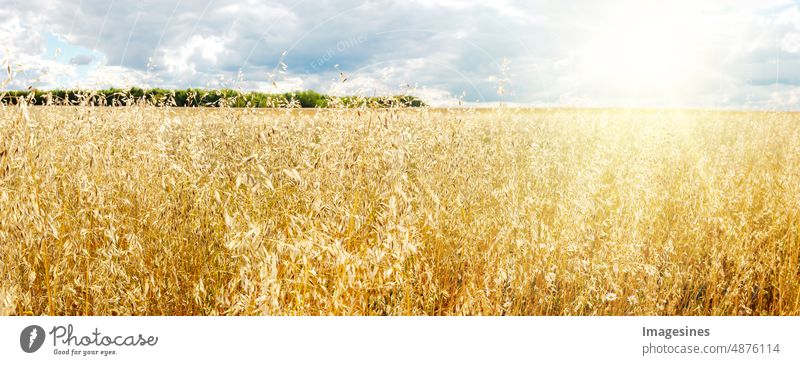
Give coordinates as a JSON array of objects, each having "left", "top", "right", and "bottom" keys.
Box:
[{"left": 0, "top": 316, "right": 797, "bottom": 364}]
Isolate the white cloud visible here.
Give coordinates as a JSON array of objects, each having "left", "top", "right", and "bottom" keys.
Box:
[
  {"left": 162, "top": 35, "right": 225, "bottom": 75},
  {"left": 90, "top": 66, "right": 145, "bottom": 88}
]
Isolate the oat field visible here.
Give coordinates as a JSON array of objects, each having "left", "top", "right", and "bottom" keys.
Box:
[{"left": 1, "top": 104, "right": 798, "bottom": 315}]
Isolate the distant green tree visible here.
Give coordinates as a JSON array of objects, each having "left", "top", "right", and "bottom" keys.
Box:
[{"left": 0, "top": 88, "right": 427, "bottom": 108}]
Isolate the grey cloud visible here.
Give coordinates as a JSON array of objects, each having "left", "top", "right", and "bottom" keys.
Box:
[{"left": 69, "top": 54, "right": 94, "bottom": 65}]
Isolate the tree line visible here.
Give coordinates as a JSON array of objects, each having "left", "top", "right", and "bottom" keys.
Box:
[{"left": 0, "top": 88, "right": 426, "bottom": 108}]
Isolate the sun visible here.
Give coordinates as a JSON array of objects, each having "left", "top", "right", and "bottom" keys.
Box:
[{"left": 576, "top": 4, "right": 712, "bottom": 106}]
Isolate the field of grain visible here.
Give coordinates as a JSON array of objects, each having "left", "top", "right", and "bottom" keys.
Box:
[{"left": 0, "top": 104, "right": 798, "bottom": 315}]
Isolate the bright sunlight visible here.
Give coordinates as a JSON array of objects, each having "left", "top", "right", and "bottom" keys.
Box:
[{"left": 577, "top": 3, "right": 714, "bottom": 106}]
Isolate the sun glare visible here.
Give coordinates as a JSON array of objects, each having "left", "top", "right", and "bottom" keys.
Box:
[{"left": 578, "top": 5, "right": 712, "bottom": 106}]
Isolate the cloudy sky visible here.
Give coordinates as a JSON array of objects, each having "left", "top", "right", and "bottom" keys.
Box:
[{"left": 2, "top": 0, "right": 800, "bottom": 107}]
